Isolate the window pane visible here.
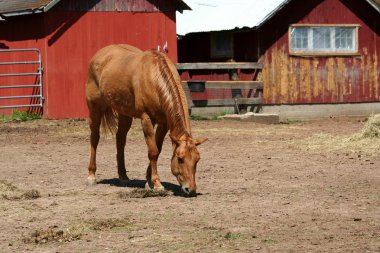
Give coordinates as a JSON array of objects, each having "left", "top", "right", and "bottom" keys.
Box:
[
  {"left": 291, "top": 27, "right": 308, "bottom": 51},
  {"left": 335, "top": 27, "right": 354, "bottom": 50},
  {"left": 289, "top": 25, "right": 357, "bottom": 54},
  {"left": 313, "top": 28, "right": 331, "bottom": 49}
]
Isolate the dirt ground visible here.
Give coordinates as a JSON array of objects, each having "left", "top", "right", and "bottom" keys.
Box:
[{"left": 0, "top": 116, "right": 379, "bottom": 253}]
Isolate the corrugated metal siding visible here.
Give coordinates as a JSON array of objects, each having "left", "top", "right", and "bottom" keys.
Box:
[{"left": 260, "top": 0, "right": 380, "bottom": 104}]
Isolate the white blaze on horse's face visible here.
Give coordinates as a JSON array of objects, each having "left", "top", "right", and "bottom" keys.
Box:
[{"left": 170, "top": 135, "right": 208, "bottom": 197}]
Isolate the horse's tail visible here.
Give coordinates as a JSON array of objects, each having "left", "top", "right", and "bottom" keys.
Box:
[{"left": 101, "top": 106, "right": 118, "bottom": 135}]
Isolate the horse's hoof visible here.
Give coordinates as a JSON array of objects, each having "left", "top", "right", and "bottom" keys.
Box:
[
  {"left": 154, "top": 185, "right": 166, "bottom": 192},
  {"left": 87, "top": 177, "right": 97, "bottom": 186},
  {"left": 146, "top": 181, "right": 165, "bottom": 191},
  {"left": 145, "top": 181, "right": 153, "bottom": 190}
]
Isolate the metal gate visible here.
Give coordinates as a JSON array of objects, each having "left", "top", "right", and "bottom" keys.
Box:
[{"left": 0, "top": 48, "right": 44, "bottom": 109}]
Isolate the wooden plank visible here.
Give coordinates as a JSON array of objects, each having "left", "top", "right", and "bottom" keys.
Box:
[
  {"left": 176, "top": 62, "right": 263, "bottom": 70},
  {"left": 182, "top": 81, "right": 263, "bottom": 90},
  {"left": 192, "top": 98, "right": 262, "bottom": 107}
]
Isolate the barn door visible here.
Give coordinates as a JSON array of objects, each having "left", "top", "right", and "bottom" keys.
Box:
[{"left": 0, "top": 48, "right": 44, "bottom": 112}]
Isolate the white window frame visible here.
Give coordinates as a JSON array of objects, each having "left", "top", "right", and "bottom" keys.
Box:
[{"left": 289, "top": 24, "right": 360, "bottom": 56}]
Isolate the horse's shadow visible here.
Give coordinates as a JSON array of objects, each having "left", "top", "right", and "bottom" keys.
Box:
[{"left": 97, "top": 178, "right": 182, "bottom": 194}]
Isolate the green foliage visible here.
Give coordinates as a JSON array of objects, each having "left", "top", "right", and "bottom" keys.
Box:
[
  {"left": 0, "top": 110, "right": 41, "bottom": 122},
  {"left": 262, "top": 238, "right": 279, "bottom": 244},
  {"left": 191, "top": 111, "right": 231, "bottom": 121},
  {"left": 224, "top": 232, "right": 241, "bottom": 240},
  {"left": 190, "top": 115, "right": 210, "bottom": 121},
  {"left": 287, "top": 118, "right": 303, "bottom": 124}
]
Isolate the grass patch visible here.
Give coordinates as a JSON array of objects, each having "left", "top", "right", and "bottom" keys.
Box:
[
  {"left": 287, "top": 118, "right": 303, "bottom": 124},
  {"left": 117, "top": 188, "right": 170, "bottom": 198},
  {"left": 224, "top": 232, "right": 241, "bottom": 240},
  {"left": 262, "top": 238, "right": 279, "bottom": 244},
  {"left": 0, "top": 110, "right": 41, "bottom": 122},
  {"left": 211, "top": 111, "right": 229, "bottom": 121},
  {"left": 0, "top": 180, "right": 40, "bottom": 200},
  {"left": 190, "top": 115, "right": 210, "bottom": 121},
  {"left": 191, "top": 111, "right": 230, "bottom": 121}
]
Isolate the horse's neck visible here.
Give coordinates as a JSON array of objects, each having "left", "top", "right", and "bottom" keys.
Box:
[
  {"left": 150, "top": 50, "right": 191, "bottom": 138},
  {"left": 167, "top": 108, "right": 191, "bottom": 139}
]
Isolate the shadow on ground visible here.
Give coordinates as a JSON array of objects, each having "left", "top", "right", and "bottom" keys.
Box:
[{"left": 97, "top": 178, "right": 182, "bottom": 193}]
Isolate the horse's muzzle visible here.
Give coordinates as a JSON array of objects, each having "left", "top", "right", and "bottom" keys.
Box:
[{"left": 181, "top": 186, "right": 197, "bottom": 197}]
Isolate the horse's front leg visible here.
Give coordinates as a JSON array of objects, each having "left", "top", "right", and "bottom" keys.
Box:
[
  {"left": 146, "top": 124, "right": 168, "bottom": 189},
  {"left": 141, "top": 114, "right": 164, "bottom": 190}
]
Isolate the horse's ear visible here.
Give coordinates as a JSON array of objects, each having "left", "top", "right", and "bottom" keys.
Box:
[
  {"left": 194, "top": 138, "right": 208, "bottom": 146},
  {"left": 169, "top": 133, "right": 180, "bottom": 146}
]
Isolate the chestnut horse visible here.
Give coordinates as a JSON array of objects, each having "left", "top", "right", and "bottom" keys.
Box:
[{"left": 85, "top": 44, "right": 207, "bottom": 196}]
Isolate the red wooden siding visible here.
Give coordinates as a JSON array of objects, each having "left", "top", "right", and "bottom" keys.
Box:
[
  {"left": 0, "top": 0, "right": 179, "bottom": 118},
  {"left": 45, "top": 10, "right": 177, "bottom": 118}
]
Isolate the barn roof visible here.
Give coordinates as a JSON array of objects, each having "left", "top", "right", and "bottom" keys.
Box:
[
  {"left": 0, "top": 0, "right": 191, "bottom": 17},
  {"left": 256, "top": 0, "right": 380, "bottom": 29},
  {"left": 177, "top": 0, "right": 380, "bottom": 35},
  {"left": 0, "top": 0, "right": 60, "bottom": 16}
]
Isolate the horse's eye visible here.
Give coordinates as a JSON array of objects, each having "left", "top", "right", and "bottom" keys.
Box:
[{"left": 177, "top": 157, "right": 184, "bottom": 164}]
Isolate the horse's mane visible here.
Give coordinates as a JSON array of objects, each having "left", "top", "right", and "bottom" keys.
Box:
[{"left": 150, "top": 50, "right": 191, "bottom": 136}]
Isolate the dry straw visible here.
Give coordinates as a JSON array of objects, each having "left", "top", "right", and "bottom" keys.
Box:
[
  {"left": 301, "top": 114, "right": 380, "bottom": 156},
  {"left": 358, "top": 114, "right": 380, "bottom": 139}
]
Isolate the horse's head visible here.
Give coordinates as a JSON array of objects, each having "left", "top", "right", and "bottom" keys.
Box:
[{"left": 170, "top": 133, "right": 208, "bottom": 197}]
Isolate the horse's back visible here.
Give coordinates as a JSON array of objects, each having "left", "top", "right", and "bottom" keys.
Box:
[
  {"left": 86, "top": 44, "right": 183, "bottom": 122},
  {"left": 89, "top": 44, "right": 142, "bottom": 77},
  {"left": 86, "top": 44, "right": 142, "bottom": 104}
]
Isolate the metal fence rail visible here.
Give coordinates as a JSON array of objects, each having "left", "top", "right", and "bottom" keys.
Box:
[{"left": 0, "top": 48, "right": 44, "bottom": 109}]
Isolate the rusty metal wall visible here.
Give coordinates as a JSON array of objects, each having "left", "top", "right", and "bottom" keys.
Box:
[
  {"left": 178, "top": 0, "right": 380, "bottom": 105},
  {"left": 260, "top": 0, "right": 380, "bottom": 104}
]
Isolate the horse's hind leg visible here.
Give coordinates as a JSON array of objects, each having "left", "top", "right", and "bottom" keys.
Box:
[
  {"left": 87, "top": 103, "right": 103, "bottom": 186},
  {"left": 146, "top": 123, "right": 168, "bottom": 189},
  {"left": 116, "top": 114, "right": 133, "bottom": 185}
]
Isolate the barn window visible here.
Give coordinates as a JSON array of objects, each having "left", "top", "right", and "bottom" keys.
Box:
[
  {"left": 211, "top": 32, "right": 233, "bottom": 58},
  {"left": 289, "top": 25, "right": 359, "bottom": 55}
]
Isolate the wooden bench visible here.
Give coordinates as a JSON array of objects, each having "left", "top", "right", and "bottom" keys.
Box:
[{"left": 176, "top": 62, "right": 263, "bottom": 114}]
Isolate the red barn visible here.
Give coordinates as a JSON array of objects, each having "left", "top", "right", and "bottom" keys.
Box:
[
  {"left": 178, "top": 0, "right": 380, "bottom": 118},
  {"left": 0, "top": 0, "right": 190, "bottom": 118}
]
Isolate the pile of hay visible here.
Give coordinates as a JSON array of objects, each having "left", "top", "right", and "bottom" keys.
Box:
[
  {"left": 299, "top": 114, "right": 380, "bottom": 156},
  {"left": 0, "top": 180, "right": 40, "bottom": 200},
  {"left": 117, "top": 188, "right": 169, "bottom": 199},
  {"left": 358, "top": 114, "right": 380, "bottom": 139},
  {"left": 24, "top": 217, "right": 133, "bottom": 244}
]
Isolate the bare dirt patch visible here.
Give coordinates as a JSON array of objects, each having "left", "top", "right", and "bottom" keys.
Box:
[{"left": 0, "top": 117, "right": 379, "bottom": 252}]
